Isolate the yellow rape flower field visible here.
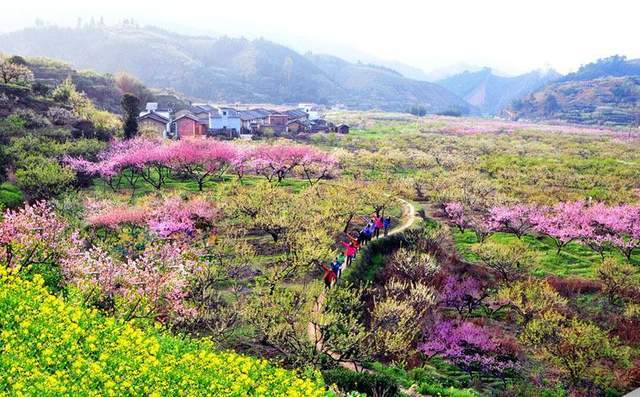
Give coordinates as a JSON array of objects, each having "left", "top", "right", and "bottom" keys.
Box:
[{"left": 0, "top": 267, "right": 327, "bottom": 396}]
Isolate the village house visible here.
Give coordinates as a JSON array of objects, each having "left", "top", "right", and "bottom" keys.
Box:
[
  {"left": 336, "top": 124, "right": 350, "bottom": 134},
  {"left": 210, "top": 107, "right": 242, "bottom": 134},
  {"left": 286, "top": 118, "right": 312, "bottom": 134},
  {"left": 297, "top": 103, "right": 322, "bottom": 120},
  {"left": 264, "top": 112, "right": 289, "bottom": 133},
  {"left": 171, "top": 113, "right": 206, "bottom": 138},
  {"left": 284, "top": 108, "right": 308, "bottom": 122},
  {"left": 138, "top": 103, "right": 171, "bottom": 137},
  {"left": 139, "top": 102, "right": 347, "bottom": 139},
  {"left": 239, "top": 108, "right": 271, "bottom": 133}
]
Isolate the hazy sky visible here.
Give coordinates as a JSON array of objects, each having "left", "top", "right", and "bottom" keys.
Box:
[{"left": 3, "top": 0, "right": 639, "bottom": 75}]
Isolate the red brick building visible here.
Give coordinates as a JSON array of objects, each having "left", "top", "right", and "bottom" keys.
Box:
[{"left": 174, "top": 113, "right": 205, "bottom": 138}]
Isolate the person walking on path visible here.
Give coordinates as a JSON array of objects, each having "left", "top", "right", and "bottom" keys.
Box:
[
  {"left": 336, "top": 252, "right": 346, "bottom": 267},
  {"left": 374, "top": 215, "right": 384, "bottom": 239},
  {"left": 320, "top": 263, "right": 337, "bottom": 289},
  {"left": 365, "top": 220, "right": 374, "bottom": 244},
  {"left": 345, "top": 232, "right": 360, "bottom": 252},
  {"left": 340, "top": 240, "right": 357, "bottom": 267},
  {"left": 383, "top": 216, "right": 391, "bottom": 237},
  {"left": 331, "top": 259, "right": 342, "bottom": 279}
]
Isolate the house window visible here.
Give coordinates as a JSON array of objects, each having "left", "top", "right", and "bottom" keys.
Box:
[{"left": 223, "top": 111, "right": 227, "bottom": 116}]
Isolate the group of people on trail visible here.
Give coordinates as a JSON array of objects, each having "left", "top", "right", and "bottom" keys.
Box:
[{"left": 319, "top": 214, "right": 392, "bottom": 289}]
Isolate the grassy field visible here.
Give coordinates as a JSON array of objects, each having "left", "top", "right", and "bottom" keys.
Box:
[{"left": 453, "top": 229, "right": 639, "bottom": 278}]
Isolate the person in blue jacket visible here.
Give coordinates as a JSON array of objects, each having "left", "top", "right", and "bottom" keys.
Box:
[
  {"left": 331, "top": 259, "right": 342, "bottom": 279},
  {"left": 383, "top": 216, "right": 391, "bottom": 236}
]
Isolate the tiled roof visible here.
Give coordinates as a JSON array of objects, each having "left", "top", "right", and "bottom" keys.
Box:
[
  {"left": 239, "top": 109, "right": 269, "bottom": 121},
  {"left": 252, "top": 108, "right": 275, "bottom": 117},
  {"left": 218, "top": 107, "right": 240, "bottom": 117},
  {"left": 138, "top": 111, "right": 170, "bottom": 123},
  {"left": 284, "top": 108, "right": 308, "bottom": 119},
  {"left": 173, "top": 112, "right": 200, "bottom": 122}
]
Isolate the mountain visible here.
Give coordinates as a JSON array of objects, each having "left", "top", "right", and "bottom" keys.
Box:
[
  {"left": 436, "top": 67, "right": 560, "bottom": 115},
  {"left": 559, "top": 55, "right": 640, "bottom": 82},
  {"left": 423, "top": 63, "right": 486, "bottom": 82},
  {"left": 507, "top": 56, "right": 640, "bottom": 126},
  {"left": 0, "top": 25, "right": 472, "bottom": 114},
  {"left": 306, "top": 54, "right": 471, "bottom": 113}
]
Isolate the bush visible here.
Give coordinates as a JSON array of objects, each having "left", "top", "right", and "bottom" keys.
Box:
[
  {"left": 545, "top": 275, "right": 601, "bottom": 297},
  {"left": 0, "top": 183, "right": 24, "bottom": 208},
  {"left": 14, "top": 157, "right": 75, "bottom": 200},
  {"left": 47, "top": 106, "right": 78, "bottom": 126},
  {"left": 0, "top": 268, "right": 327, "bottom": 396},
  {"left": 13, "top": 108, "right": 51, "bottom": 129},
  {"left": 418, "top": 383, "right": 477, "bottom": 397},
  {"left": 6, "top": 114, "right": 26, "bottom": 129},
  {"left": 322, "top": 368, "right": 399, "bottom": 396}
]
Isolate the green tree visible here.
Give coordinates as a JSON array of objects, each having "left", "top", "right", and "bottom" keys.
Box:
[
  {"left": 597, "top": 258, "right": 638, "bottom": 307},
  {"left": 14, "top": 157, "right": 75, "bottom": 200},
  {"left": 121, "top": 93, "right": 140, "bottom": 140},
  {"left": 543, "top": 94, "right": 559, "bottom": 116},
  {"left": 472, "top": 240, "right": 538, "bottom": 283},
  {"left": 521, "top": 311, "right": 630, "bottom": 391},
  {"left": 496, "top": 278, "right": 567, "bottom": 324}
]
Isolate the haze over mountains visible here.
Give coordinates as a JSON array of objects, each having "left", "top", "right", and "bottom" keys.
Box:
[
  {"left": 0, "top": 24, "right": 472, "bottom": 114},
  {"left": 436, "top": 68, "right": 561, "bottom": 115},
  {"left": 2, "top": 23, "right": 640, "bottom": 125}
]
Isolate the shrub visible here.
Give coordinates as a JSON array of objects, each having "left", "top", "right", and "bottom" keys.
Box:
[
  {"left": 0, "top": 268, "right": 327, "bottom": 396},
  {"left": 386, "top": 247, "right": 439, "bottom": 282},
  {"left": 47, "top": 106, "right": 78, "bottom": 126},
  {"left": 322, "top": 368, "right": 399, "bottom": 396},
  {"left": 14, "top": 157, "right": 75, "bottom": 200},
  {"left": 6, "top": 114, "right": 26, "bottom": 129},
  {"left": 13, "top": 108, "right": 50, "bottom": 129},
  {"left": 471, "top": 240, "right": 538, "bottom": 283},
  {"left": 545, "top": 275, "right": 601, "bottom": 298}
]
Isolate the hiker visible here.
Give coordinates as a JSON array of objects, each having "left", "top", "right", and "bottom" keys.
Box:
[
  {"left": 331, "top": 259, "right": 342, "bottom": 279},
  {"left": 357, "top": 228, "right": 365, "bottom": 245},
  {"left": 358, "top": 227, "right": 368, "bottom": 246},
  {"left": 320, "top": 263, "right": 337, "bottom": 289},
  {"left": 383, "top": 216, "right": 391, "bottom": 236},
  {"left": 340, "top": 240, "right": 357, "bottom": 267},
  {"left": 345, "top": 232, "right": 360, "bottom": 252},
  {"left": 374, "top": 215, "right": 384, "bottom": 239},
  {"left": 364, "top": 220, "right": 374, "bottom": 244},
  {"left": 336, "top": 252, "right": 346, "bottom": 268}
]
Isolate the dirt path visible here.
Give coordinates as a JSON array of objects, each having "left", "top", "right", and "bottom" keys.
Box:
[{"left": 308, "top": 199, "right": 424, "bottom": 395}]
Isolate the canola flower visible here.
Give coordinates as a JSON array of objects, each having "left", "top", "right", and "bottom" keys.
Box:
[{"left": 0, "top": 266, "right": 327, "bottom": 396}]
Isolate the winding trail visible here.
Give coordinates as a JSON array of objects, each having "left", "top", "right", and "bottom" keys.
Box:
[{"left": 308, "top": 198, "right": 423, "bottom": 394}]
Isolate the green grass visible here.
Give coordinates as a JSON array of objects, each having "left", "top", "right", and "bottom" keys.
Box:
[
  {"left": 453, "top": 229, "right": 638, "bottom": 278},
  {"left": 0, "top": 182, "right": 24, "bottom": 208},
  {"left": 365, "top": 361, "right": 479, "bottom": 397}
]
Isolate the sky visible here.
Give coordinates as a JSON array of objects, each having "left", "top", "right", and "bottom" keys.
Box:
[{"left": 2, "top": 0, "right": 639, "bottom": 77}]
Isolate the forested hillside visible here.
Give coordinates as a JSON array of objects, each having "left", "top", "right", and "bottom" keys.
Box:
[
  {"left": 0, "top": 24, "right": 472, "bottom": 113},
  {"left": 507, "top": 56, "right": 640, "bottom": 126}
]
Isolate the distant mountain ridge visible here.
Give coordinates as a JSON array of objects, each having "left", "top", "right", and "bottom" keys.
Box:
[
  {"left": 0, "top": 25, "right": 472, "bottom": 114},
  {"left": 436, "top": 67, "right": 560, "bottom": 115},
  {"left": 559, "top": 55, "right": 640, "bottom": 83},
  {"left": 506, "top": 56, "right": 640, "bottom": 126}
]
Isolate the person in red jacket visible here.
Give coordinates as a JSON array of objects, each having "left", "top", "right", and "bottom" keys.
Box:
[
  {"left": 345, "top": 232, "right": 360, "bottom": 252},
  {"left": 320, "top": 263, "right": 337, "bottom": 288},
  {"left": 374, "top": 215, "right": 384, "bottom": 239},
  {"left": 340, "top": 240, "right": 357, "bottom": 267}
]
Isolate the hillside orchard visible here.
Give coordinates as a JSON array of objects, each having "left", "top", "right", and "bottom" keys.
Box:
[{"left": 3, "top": 107, "right": 640, "bottom": 395}]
